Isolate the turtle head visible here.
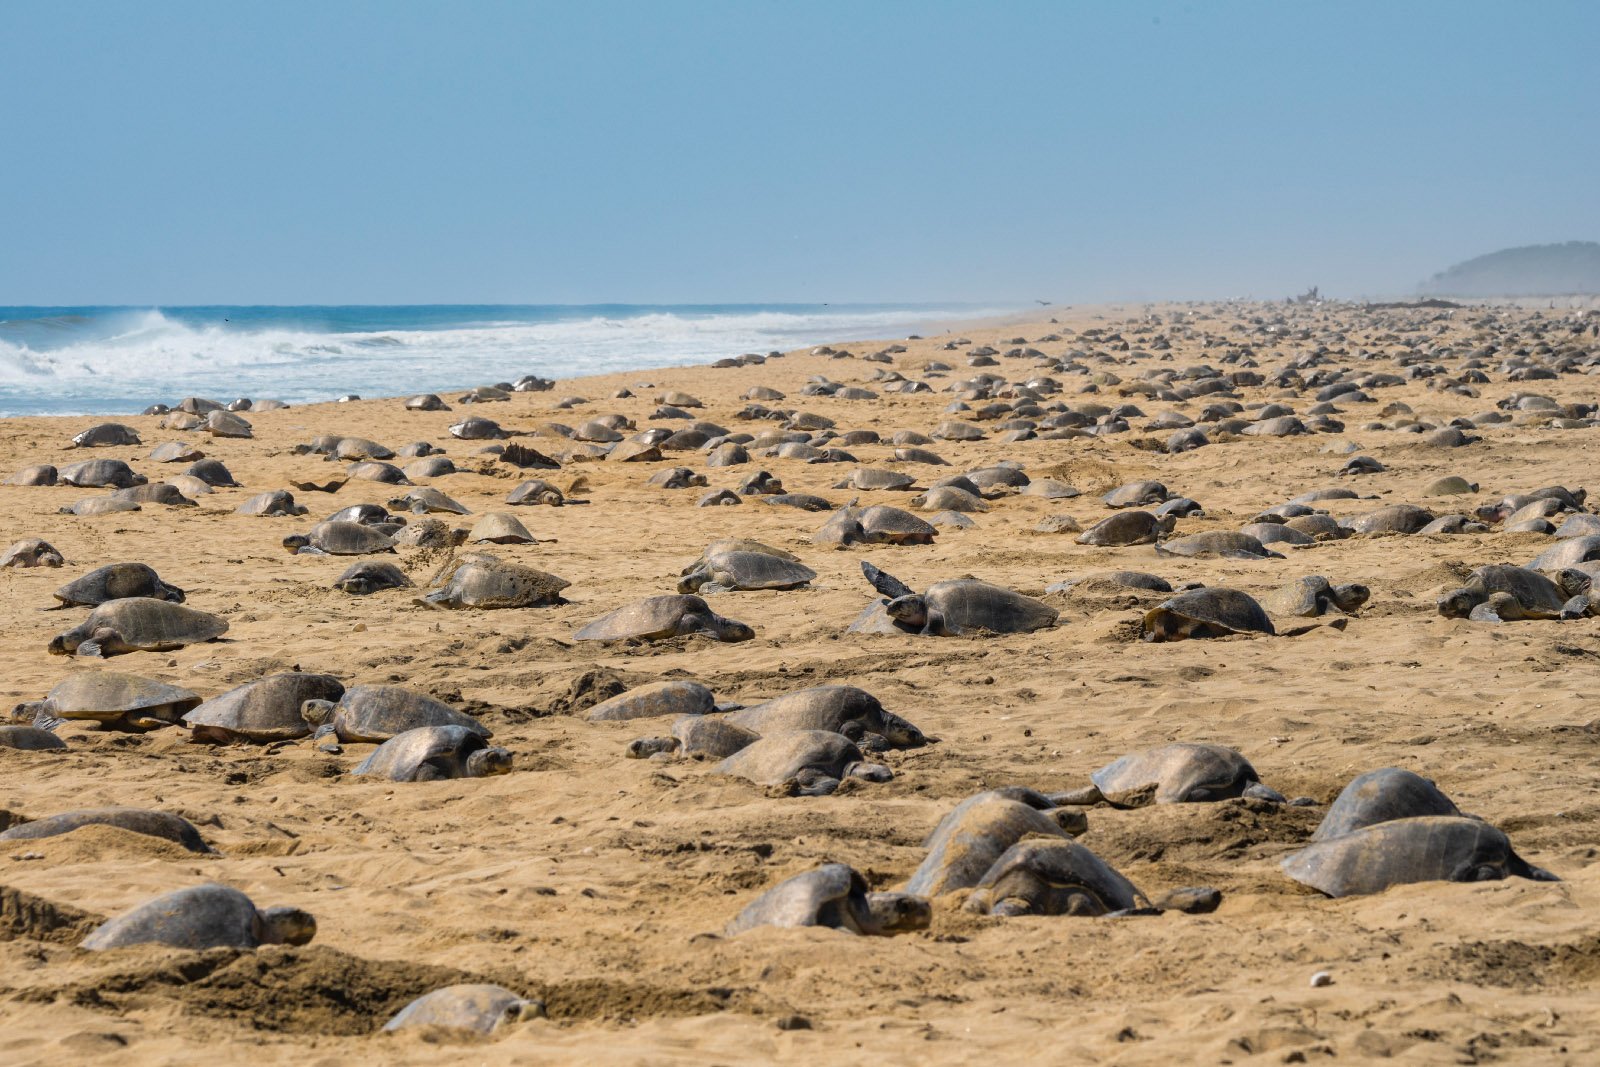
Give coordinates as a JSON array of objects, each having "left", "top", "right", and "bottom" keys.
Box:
[
  {"left": 704, "top": 614, "right": 755, "bottom": 643},
  {"left": 1330, "top": 582, "right": 1371, "bottom": 613},
  {"left": 625, "top": 736, "right": 680, "bottom": 759},
  {"left": 676, "top": 567, "right": 710, "bottom": 594},
  {"left": 281, "top": 533, "right": 311, "bottom": 554},
  {"left": 884, "top": 594, "right": 929, "bottom": 628},
  {"left": 466, "top": 745, "right": 513, "bottom": 777},
  {"left": 876, "top": 710, "right": 929, "bottom": 748},
  {"left": 47, "top": 628, "right": 81, "bottom": 656},
  {"left": 1155, "top": 514, "right": 1179, "bottom": 535},
  {"left": 157, "top": 582, "right": 187, "bottom": 604},
  {"left": 863, "top": 891, "right": 931, "bottom": 935},
  {"left": 1436, "top": 585, "right": 1485, "bottom": 619},
  {"left": 258, "top": 905, "right": 317, "bottom": 946},
  {"left": 1555, "top": 568, "right": 1593, "bottom": 598},
  {"left": 299, "top": 699, "right": 338, "bottom": 728}
]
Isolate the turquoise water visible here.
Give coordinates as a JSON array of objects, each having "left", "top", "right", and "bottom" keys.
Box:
[{"left": 0, "top": 303, "right": 1005, "bottom": 416}]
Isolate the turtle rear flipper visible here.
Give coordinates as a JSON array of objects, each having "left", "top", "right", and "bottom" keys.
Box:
[
  {"left": 861, "top": 561, "right": 914, "bottom": 601},
  {"left": 27, "top": 703, "right": 65, "bottom": 732}
]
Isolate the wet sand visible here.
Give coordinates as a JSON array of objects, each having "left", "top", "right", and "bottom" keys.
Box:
[{"left": 1, "top": 300, "right": 1597, "bottom": 1065}]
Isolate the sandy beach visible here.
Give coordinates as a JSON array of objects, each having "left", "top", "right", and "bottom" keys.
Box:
[{"left": 1, "top": 300, "right": 1597, "bottom": 1066}]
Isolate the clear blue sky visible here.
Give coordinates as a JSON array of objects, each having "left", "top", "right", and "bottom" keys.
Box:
[{"left": 2, "top": 1, "right": 1594, "bottom": 305}]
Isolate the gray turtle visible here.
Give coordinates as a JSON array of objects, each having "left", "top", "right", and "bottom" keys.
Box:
[
  {"left": 1144, "top": 588, "right": 1275, "bottom": 641},
  {"left": 1437, "top": 564, "right": 1576, "bottom": 620},
  {"left": 333, "top": 561, "right": 413, "bottom": 595},
  {"left": 1156, "top": 531, "right": 1278, "bottom": 559},
  {"left": 1529, "top": 534, "right": 1600, "bottom": 571},
  {"left": 647, "top": 467, "right": 708, "bottom": 489},
  {"left": 910, "top": 485, "right": 989, "bottom": 513},
  {"left": 52, "top": 563, "right": 185, "bottom": 608},
  {"left": 1, "top": 539, "right": 64, "bottom": 568},
  {"left": 14, "top": 672, "right": 201, "bottom": 731},
  {"left": 1065, "top": 743, "right": 1284, "bottom": 806},
  {"left": 59, "top": 497, "right": 141, "bottom": 517},
  {"left": 1048, "top": 571, "right": 1172, "bottom": 596},
  {"left": 506, "top": 479, "right": 566, "bottom": 506},
  {"left": 1281, "top": 816, "right": 1557, "bottom": 897},
  {"left": 1310, "top": 768, "right": 1463, "bottom": 841},
  {"left": 726, "top": 864, "right": 931, "bottom": 936},
  {"left": 678, "top": 550, "right": 816, "bottom": 593},
  {"left": 965, "top": 840, "right": 1150, "bottom": 917},
  {"left": 1347, "top": 504, "right": 1434, "bottom": 536},
  {"left": 834, "top": 469, "right": 917, "bottom": 491},
  {"left": 81, "top": 884, "right": 316, "bottom": 951},
  {"left": 283, "top": 520, "right": 397, "bottom": 555},
  {"left": 857, "top": 505, "right": 937, "bottom": 545},
  {"left": 301, "top": 685, "right": 490, "bottom": 743},
  {"left": 48, "top": 599, "right": 228, "bottom": 657},
  {"left": 466, "top": 513, "right": 537, "bottom": 544},
  {"left": 1261, "top": 576, "right": 1370, "bottom": 618},
  {"left": 1240, "top": 522, "right": 1316, "bottom": 547},
  {"left": 724, "top": 685, "right": 928, "bottom": 748},
  {"left": 419, "top": 558, "right": 570, "bottom": 609},
  {"left": 574, "top": 594, "right": 754, "bottom": 643},
  {"left": 1077, "top": 511, "right": 1175, "bottom": 547},
  {"left": 183, "top": 672, "right": 346, "bottom": 744},
  {"left": 393, "top": 518, "right": 462, "bottom": 549},
  {"left": 1103, "top": 481, "right": 1168, "bottom": 508},
  {"left": 0, "top": 725, "right": 67, "bottom": 750},
  {"left": 352, "top": 724, "right": 513, "bottom": 781},
  {"left": 236, "top": 490, "right": 307, "bottom": 517},
  {"left": 715, "top": 729, "right": 891, "bottom": 795},
  {"left": 0, "top": 808, "right": 212, "bottom": 852},
  {"left": 585, "top": 680, "right": 715, "bottom": 722},
  {"left": 60, "top": 459, "right": 146, "bottom": 488},
  {"left": 149, "top": 441, "right": 205, "bottom": 463},
  {"left": 860, "top": 562, "right": 1057, "bottom": 636},
  {"left": 382, "top": 984, "right": 543, "bottom": 1036},
  {"left": 7, "top": 463, "right": 58, "bottom": 486},
  {"left": 625, "top": 715, "right": 761, "bottom": 760},
  {"left": 905, "top": 789, "right": 1085, "bottom": 898},
  {"left": 391, "top": 486, "right": 470, "bottom": 515}
]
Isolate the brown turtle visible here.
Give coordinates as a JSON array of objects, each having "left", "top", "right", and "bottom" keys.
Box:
[
  {"left": 352, "top": 725, "right": 512, "bottom": 781},
  {"left": 1, "top": 539, "right": 64, "bottom": 568},
  {"left": 1310, "top": 768, "right": 1462, "bottom": 841},
  {"left": 0, "top": 808, "right": 212, "bottom": 852},
  {"left": 625, "top": 715, "right": 760, "bottom": 760},
  {"left": 1143, "top": 588, "right": 1275, "bottom": 641},
  {"left": 332, "top": 561, "right": 413, "bottom": 595},
  {"left": 283, "top": 520, "right": 397, "bottom": 555},
  {"left": 1077, "top": 511, "right": 1175, "bottom": 546},
  {"left": 183, "top": 672, "right": 346, "bottom": 744},
  {"left": 419, "top": 558, "right": 570, "bottom": 609},
  {"left": 52, "top": 563, "right": 184, "bottom": 607},
  {"left": 965, "top": 840, "right": 1150, "bottom": 916},
  {"left": 1062, "top": 743, "right": 1285, "bottom": 806},
  {"left": 1261, "top": 576, "right": 1371, "bottom": 618},
  {"left": 584, "top": 680, "right": 715, "bottom": 722},
  {"left": 14, "top": 672, "right": 201, "bottom": 731},
  {"left": 301, "top": 685, "right": 490, "bottom": 743},
  {"left": 905, "top": 789, "right": 1085, "bottom": 897},
  {"left": 0, "top": 725, "right": 67, "bottom": 750},
  {"left": 677, "top": 549, "right": 816, "bottom": 593},
  {"left": 724, "top": 685, "right": 928, "bottom": 748},
  {"left": 858, "top": 562, "right": 1057, "bottom": 636},
  {"left": 715, "top": 729, "right": 890, "bottom": 794},
  {"left": 382, "top": 985, "right": 542, "bottom": 1036}
]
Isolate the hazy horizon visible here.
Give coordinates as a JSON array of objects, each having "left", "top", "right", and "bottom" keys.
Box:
[{"left": 2, "top": 1, "right": 1595, "bottom": 306}]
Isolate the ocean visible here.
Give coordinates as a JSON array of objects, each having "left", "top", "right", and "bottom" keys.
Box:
[{"left": 0, "top": 303, "right": 1009, "bottom": 417}]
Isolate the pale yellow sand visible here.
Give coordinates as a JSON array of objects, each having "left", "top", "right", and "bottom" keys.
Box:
[{"left": 0, "top": 301, "right": 1596, "bottom": 1065}]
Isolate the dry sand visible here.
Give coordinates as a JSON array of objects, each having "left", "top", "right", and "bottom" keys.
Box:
[{"left": 1, "top": 301, "right": 1597, "bottom": 1065}]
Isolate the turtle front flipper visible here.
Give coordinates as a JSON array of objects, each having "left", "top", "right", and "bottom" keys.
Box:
[
  {"left": 1242, "top": 782, "right": 1287, "bottom": 803},
  {"left": 626, "top": 736, "right": 680, "bottom": 759},
  {"left": 1049, "top": 785, "right": 1105, "bottom": 807},
  {"left": 843, "top": 760, "right": 892, "bottom": 784},
  {"left": 861, "top": 561, "right": 914, "bottom": 601},
  {"left": 789, "top": 768, "right": 841, "bottom": 796},
  {"left": 76, "top": 628, "right": 124, "bottom": 658}
]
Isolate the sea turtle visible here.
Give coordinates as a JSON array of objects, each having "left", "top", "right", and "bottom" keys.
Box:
[
  {"left": 419, "top": 558, "right": 570, "bottom": 609},
  {"left": 677, "top": 550, "right": 816, "bottom": 593},
  {"left": 405, "top": 393, "right": 449, "bottom": 411},
  {"left": 186, "top": 459, "right": 239, "bottom": 487},
  {"left": 859, "top": 562, "right": 1058, "bottom": 636},
  {"left": 393, "top": 518, "right": 461, "bottom": 549},
  {"left": 910, "top": 485, "right": 988, "bottom": 513},
  {"left": 584, "top": 680, "right": 715, "bottom": 722},
  {"left": 506, "top": 479, "right": 566, "bottom": 506},
  {"left": 698, "top": 489, "right": 740, "bottom": 506},
  {"left": 1022, "top": 479, "right": 1080, "bottom": 500},
  {"left": 1077, "top": 511, "right": 1175, "bottom": 546},
  {"left": 834, "top": 469, "right": 917, "bottom": 491},
  {"left": 206, "top": 410, "right": 253, "bottom": 438},
  {"left": 855, "top": 505, "right": 937, "bottom": 545},
  {"left": 1240, "top": 522, "right": 1316, "bottom": 547},
  {"left": 1423, "top": 476, "right": 1478, "bottom": 497},
  {"left": 391, "top": 487, "right": 470, "bottom": 515},
  {"left": 0, "top": 808, "right": 212, "bottom": 852},
  {"left": 725, "top": 864, "right": 931, "bottom": 936},
  {"left": 59, "top": 459, "right": 146, "bottom": 489},
  {"left": 382, "top": 984, "right": 543, "bottom": 1036},
  {"left": 965, "top": 840, "right": 1151, "bottom": 917},
  {"left": 282, "top": 521, "right": 397, "bottom": 555},
  {"left": 1281, "top": 816, "right": 1558, "bottom": 897},
  {"left": 1529, "top": 535, "right": 1600, "bottom": 571},
  {"left": 0, "top": 725, "right": 67, "bottom": 750},
  {"left": 236, "top": 490, "right": 307, "bottom": 517},
  {"left": 332, "top": 561, "right": 413, "bottom": 595},
  {"left": 59, "top": 497, "right": 142, "bottom": 517},
  {"left": 1156, "top": 531, "right": 1278, "bottom": 559},
  {"left": 647, "top": 467, "right": 708, "bottom": 489},
  {"left": 352, "top": 725, "right": 513, "bottom": 781},
  {"left": 905, "top": 789, "right": 1086, "bottom": 897},
  {"left": 47, "top": 600, "right": 228, "bottom": 657},
  {"left": 1047, "top": 571, "right": 1172, "bottom": 596},
  {"left": 625, "top": 715, "right": 760, "bottom": 760},
  {"left": 13, "top": 672, "right": 201, "bottom": 731},
  {"left": 52, "top": 563, "right": 185, "bottom": 608},
  {"left": 1, "top": 539, "right": 64, "bottom": 568},
  {"left": 1346, "top": 504, "right": 1434, "bottom": 536},
  {"left": 1310, "top": 768, "right": 1463, "bottom": 841},
  {"left": 1062, "top": 743, "right": 1285, "bottom": 807},
  {"left": 402, "top": 456, "right": 457, "bottom": 480},
  {"left": 715, "top": 729, "right": 891, "bottom": 795},
  {"left": 1436, "top": 564, "right": 1576, "bottom": 620},
  {"left": 301, "top": 685, "right": 490, "bottom": 743},
  {"left": 7, "top": 464, "right": 58, "bottom": 486},
  {"left": 183, "top": 672, "right": 345, "bottom": 744},
  {"left": 451, "top": 417, "right": 507, "bottom": 440},
  {"left": 1143, "top": 589, "right": 1275, "bottom": 641},
  {"left": 81, "top": 884, "right": 316, "bottom": 951},
  {"left": 1103, "top": 481, "right": 1168, "bottom": 508},
  {"left": 466, "top": 513, "right": 537, "bottom": 544},
  {"left": 724, "top": 685, "right": 928, "bottom": 749},
  {"left": 574, "top": 594, "right": 754, "bottom": 643},
  {"left": 74, "top": 427, "right": 143, "bottom": 452},
  {"left": 1260, "top": 576, "right": 1370, "bottom": 618}
]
